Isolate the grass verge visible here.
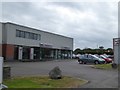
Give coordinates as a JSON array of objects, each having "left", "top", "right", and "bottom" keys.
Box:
[
  {"left": 92, "top": 64, "right": 113, "bottom": 70},
  {"left": 3, "top": 76, "right": 87, "bottom": 88}
]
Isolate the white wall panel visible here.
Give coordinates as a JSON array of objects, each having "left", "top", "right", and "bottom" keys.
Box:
[
  {"left": 0, "top": 57, "right": 3, "bottom": 84},
  {"left": 4, "top": 23, "right": 73, "bottom": 50}
]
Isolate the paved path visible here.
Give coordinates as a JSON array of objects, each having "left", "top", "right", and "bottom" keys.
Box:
[{"left": 4, "top": 60, "right": 118, "bottom": 88}]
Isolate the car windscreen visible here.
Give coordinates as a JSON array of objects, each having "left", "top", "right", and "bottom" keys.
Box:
[
  {"left": 92, "top": 55, "right": 100, "bottom": 59},
  {"left": 100, "top": 55, "right": 107, "bottom": 58}
]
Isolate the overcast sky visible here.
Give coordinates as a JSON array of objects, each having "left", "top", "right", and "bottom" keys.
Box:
[{"left": 1, "top": 1, "right": 118, "bottom": 50}]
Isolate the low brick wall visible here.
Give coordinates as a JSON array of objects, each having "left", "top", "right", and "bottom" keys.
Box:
[{"left": 3, "top": 66, "right": 11, "bottom": 79}]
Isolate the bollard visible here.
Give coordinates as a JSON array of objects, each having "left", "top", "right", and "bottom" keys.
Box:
[{"left": 3, "top": 66, "right": 11, "bottom": 79}]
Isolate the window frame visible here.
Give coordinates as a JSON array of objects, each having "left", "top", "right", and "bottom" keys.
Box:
[{"left": 16, "top": 29, "right": 41, "bottom": 40}]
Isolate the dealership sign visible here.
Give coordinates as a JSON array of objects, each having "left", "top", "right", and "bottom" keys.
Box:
[
  {"left": 39, "top": 43, "right": 52, "bottom": 48},
  {"left": 113, "top": 38, "right": 120, "bottom": 46},
  {"left": 113, "top": 38, "right": 120, "bottom": 64}
]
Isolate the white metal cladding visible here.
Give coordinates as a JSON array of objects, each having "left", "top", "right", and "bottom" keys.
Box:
[
  {"left": 2, "top": 22, "right": 73, "bottom": 50},
  {"left": 113, "top": 38, "right": 120, "bottom": 64},
  {"left": 0, "top": 57, "right": 3, "bottom": 84},
  {"left": 0, "top": 23, "right": 2, "bottom": 44}
]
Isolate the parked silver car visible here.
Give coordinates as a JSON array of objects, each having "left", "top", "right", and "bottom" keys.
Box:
[{"left": 78, "top": 54, "right": 105, "bottom": 64}]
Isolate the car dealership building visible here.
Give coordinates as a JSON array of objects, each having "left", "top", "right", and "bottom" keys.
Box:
[{"left": 0, "top": 22, "right": 73, "bottom": 61}]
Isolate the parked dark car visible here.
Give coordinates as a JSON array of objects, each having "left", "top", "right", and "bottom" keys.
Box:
[
  {"left": 107, "top": 55, "right": 114, "bottom": 60},
  {"left": 78, "top": 54, "right": 105, "bottom": 64}
]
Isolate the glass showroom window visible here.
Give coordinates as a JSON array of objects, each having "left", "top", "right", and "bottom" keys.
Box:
[
  {"left": 34, "top": 34, "right": 38, "bottom": 40},
  {"left": 25, "top": 32, "right": 30, "bottom": 39},
  {"left": 21, "top": 31, "right": 25, "bottom": 38},
  {"left": 29, "top": 33, "right": 34, "bottom": 39},
  {"left": 19, "top": 31, "right": 22, "bottom": 37},
  {"left": 16, "top": 29, "right": 41, "bottom": 40},
  {"left": 39, "top": 34, "right": 41, "bottom": 40},
  {"left": 16, "top": 30, "right": 20, "bottom": 37}
]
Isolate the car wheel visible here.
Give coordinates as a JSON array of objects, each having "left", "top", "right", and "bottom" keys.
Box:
[
  {"left": 94, "top": 61, "right": 99, "bottom": 64},
  {"left": 79, "top": 60, "right": 83, "bottom": 64},
  {"left": 105, "top": 61, "right": 108, "bottom": 64}
]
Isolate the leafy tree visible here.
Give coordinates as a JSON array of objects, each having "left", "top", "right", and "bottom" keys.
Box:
[
  {"left": 73, "top": 48, "right": 81, "bottom": 55},
  {"left": 74, "top": 47, "right": 113, "bottom": 55}
]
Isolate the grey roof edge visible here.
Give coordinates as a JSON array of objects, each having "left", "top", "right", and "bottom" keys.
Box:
[{"left": 2, "top": 22, "right": 73, "bottom": 39}]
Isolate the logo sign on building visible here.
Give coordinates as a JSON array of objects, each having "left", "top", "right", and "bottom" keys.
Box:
[
  {"left": 39, "top": 43, "right": 52, "bottom": 48},
  {"left": 113, "top": 38, "right": 120, "bottom": 46},
  {"left": 61, "top": 47, "right": 70, "bottom": 50}
]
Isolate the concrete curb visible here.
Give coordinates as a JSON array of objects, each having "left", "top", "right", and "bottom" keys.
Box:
[{"left": 77, "top": 78, "right": 90, "bottom": 87}]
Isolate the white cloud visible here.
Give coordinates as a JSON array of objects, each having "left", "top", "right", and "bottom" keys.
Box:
[
  {"left": 1, "top": 1, "right": 118, "bottom": 49},
  {"left": 1, "top": 0, "right": 119, "bottom": 2}
]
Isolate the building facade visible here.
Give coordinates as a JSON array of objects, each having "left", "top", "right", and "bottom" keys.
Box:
[{"left": 1, "top": 22, "right": 73, "bottom": 61}]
